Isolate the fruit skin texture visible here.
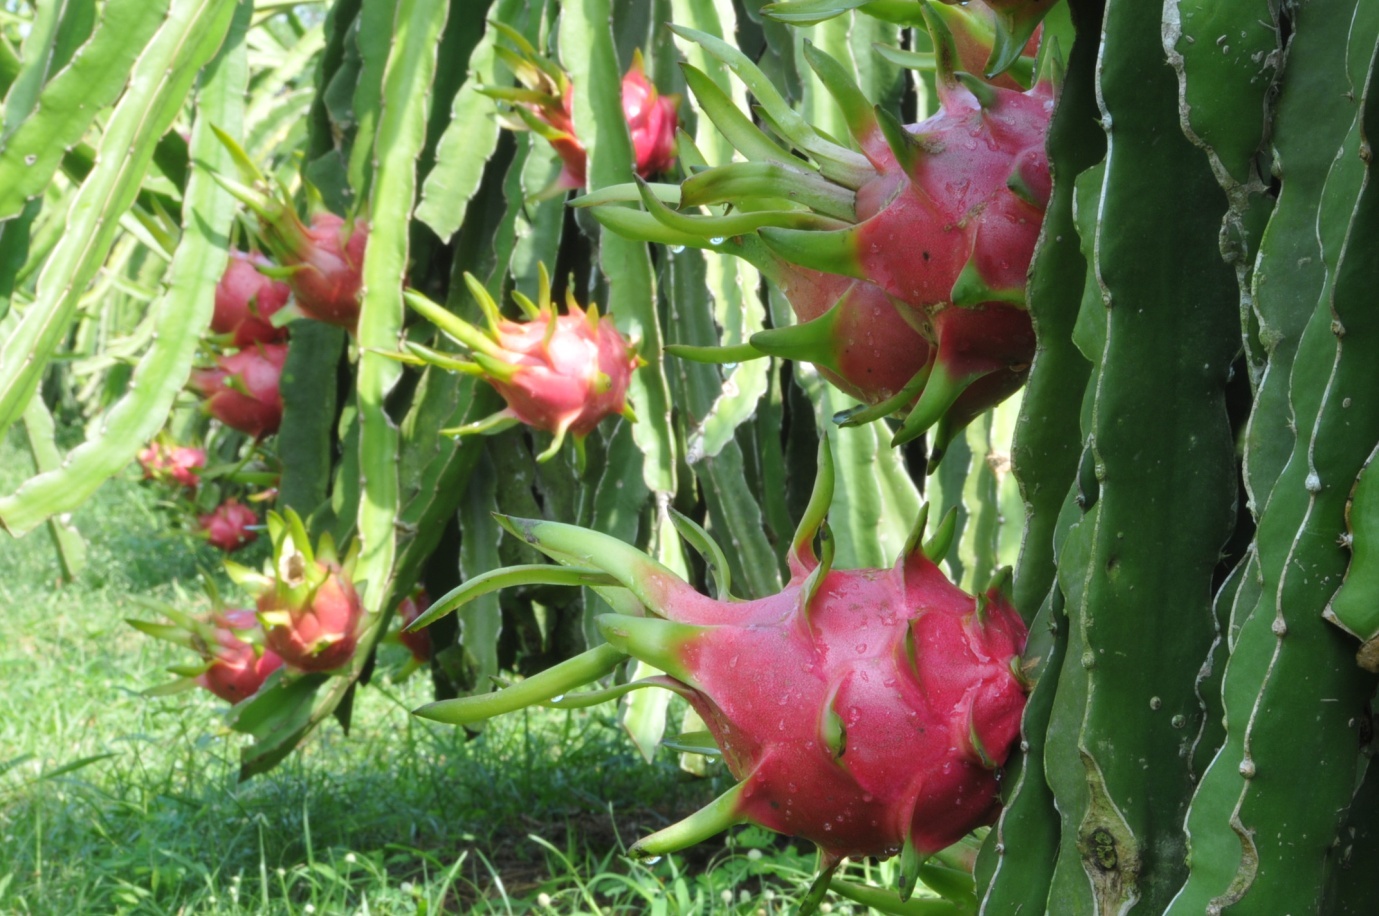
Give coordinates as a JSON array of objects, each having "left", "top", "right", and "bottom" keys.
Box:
[
  {"left": 212, "top": 250, "right": 291, "bottom": 347},
  {"left": 610, "top": 544, "right": 1028, "bottom": 862},
  {"left": 199, "top": 500, "right": 259, "bottom": 552},
  {"left": 284, "top": 214, "right": 369, "bottom": 331},
  {"left": 137, "top": 442, "right": 205, "bottom": 488},
  {"left": 258, "top": 557, "right": 363, "bottom": 673},
  {"left": 190, "top": 343, "right": 287, "bottom": 439},
  {"left": 487, "top": 310, "right": 639, "bottom": 441},
  {"left": 198, "top": 609, "right": 284, "bottom": 703}
]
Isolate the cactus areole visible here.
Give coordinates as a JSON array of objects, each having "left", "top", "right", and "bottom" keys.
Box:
[{"left": 412, "top": 439, "right": 1029, "bottom": 892}]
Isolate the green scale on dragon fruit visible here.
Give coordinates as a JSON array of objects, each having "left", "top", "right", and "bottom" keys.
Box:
[
  {"left": 406, "top": 436, "right": 1030, "bottom": 908},
  {"left": 586, "top": 2, "right": 1052, "bottom": 467}
]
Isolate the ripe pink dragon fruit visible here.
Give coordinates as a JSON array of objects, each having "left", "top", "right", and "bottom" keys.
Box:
[
  {"left": 212, "top": 250, "right": 291, "bottom": 347},
  {"left": 412, "top": 438, "right": 1029, "bottom": 902},
  {"left": 137, "top": 441, "right": 206, "bottom": 488},
  {"left": 403, "top": 268, "right": 641, "bottom": 462},
  {"left": 246, "top": 509, "right": 363, "bottom": 673},
  {"left": 592, "top": 11, "right": 1051, "bottom": 464},
  {"left": 127, "top": 605, "right": 283, "bottom": 704},
  {"left": 197, "top": 609, "right": 285, "bottom": 702},
  {"left": 190, "top": 343, "right": 287, "bottom": 439},
  {"left": 209, "top": 127, "right": 368, "bottom": 332},
  {"left": 199, "top": 500, "right": 259, "bottom": 552},
  {"left": 482, "top": 28, "right": 678, "bottom": 190}
]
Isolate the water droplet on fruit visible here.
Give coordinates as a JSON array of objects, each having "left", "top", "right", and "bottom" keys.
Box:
[
  {"left": 730, "top": 655, "right": 738, "bottom": 668},
  {"left": 789, "top": 782, "right": 798, "bottom": 793},
  {"left": 823, "top": 822, "right": 832, "bottom": 831},
  {"left": 855, "top": 643, "right": 867, "bottom": 654}
]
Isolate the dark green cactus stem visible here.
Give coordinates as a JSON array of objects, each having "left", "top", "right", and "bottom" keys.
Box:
[
  {"left": 627, "top": 781, "right": 748, "bottom": 859},
  {"left": 412, "top": 643, "right": 628, "bottom": 726},
  {"left": 1327, "top": 444, "right": 1379, "bottom": 667}
]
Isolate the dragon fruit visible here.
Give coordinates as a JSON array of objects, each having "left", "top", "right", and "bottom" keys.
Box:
[
  {"left": 197, "top": 609, "right": 285, "bottom": 702},
  {"left": 210, "top": 127, "right": 368, "bottom": 331},
  {"left": 482, "top": 26, "right": 678, "bottom": 191},
  {"left": 237, "top": 509, "right": 363, "bottom": 673},
  {"left": 199, "top": 499, "right": 258, "bottom": 552},
  {"left": 127, "top": 605, "right": 283, "bottom": 704},
  {"left": 137, "top": 441, "right": 206, "bottom": 488},
  {"left": 402, "top": 267, "right": 641, "bottom": 462},
  {"left": 190, "top": 343, "right": 287, "bottom": 439},
  {"left": 411, "top": 438, "right": 1029, "bottom": 902},
  {"left": 588, "top": 9, "right": 1051, "bottom": 463},
  {"left": 212, "top": 250, "right": 291, "bottom": 347}
]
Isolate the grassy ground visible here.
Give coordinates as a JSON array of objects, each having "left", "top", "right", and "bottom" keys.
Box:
[{"left": 0, "top": 434, "right": 877, "bottom": 915}]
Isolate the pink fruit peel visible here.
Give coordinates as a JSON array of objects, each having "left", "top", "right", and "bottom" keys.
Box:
[
  {"left": 199, "top": 500, "right": 259, "bottom": 552},
  {"left": 212, "top": 250, "right": 291, "bottom": 347},
  {"left": 190, "top": 343, "right": 287, "bottom": 439},
  {"left": 137, "top": 441, "right": 206, "bottom": 488}
]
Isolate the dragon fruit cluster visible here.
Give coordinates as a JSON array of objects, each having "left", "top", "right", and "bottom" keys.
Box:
[
  {"left": 591, "top": 4, "right": 1052, "bottom": 464},
  {"left": 411, "top": 439, "right": 1029, "bottom": 898},
  {"left": 402, "top": 266, "right": 641, "bottom": 462},
  {"left": 483, "top": 25, "right": 678, "bottom": 192},
  {"left": 137, "top": 441, "right": 206, "bottom": 488}
]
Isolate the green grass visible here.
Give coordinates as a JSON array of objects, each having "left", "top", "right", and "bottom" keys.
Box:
[{"left": 0, "top": 434, "right": 868, "bottom": 915}]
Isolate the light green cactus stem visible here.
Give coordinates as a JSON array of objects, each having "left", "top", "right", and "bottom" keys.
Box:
[{"left": 412, "top": 643, "right": 628, "bottom": 726}]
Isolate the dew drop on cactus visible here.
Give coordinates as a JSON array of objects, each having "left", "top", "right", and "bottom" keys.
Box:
[
  {"left": 212, "top": 250, "right": 291, "bottom": 347},
  {"left": 413, "top": 438, "right": 1029, "bottom": 897},
  {"left": 253, "top": 510, "right": 363, "bottom": 673},
  {"left": 190, "top": 343, "right": 287, "bottom": 439},
  {"left": 402, "top": 266, "right": 641, "bottom": 462},
  {"left": 199, "top": 499, "right": 259, "bottom": 552}
]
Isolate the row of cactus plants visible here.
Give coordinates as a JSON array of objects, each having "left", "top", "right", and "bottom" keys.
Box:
[{"left": 5, "top": 0, "right": 1379, "bottom": 911}]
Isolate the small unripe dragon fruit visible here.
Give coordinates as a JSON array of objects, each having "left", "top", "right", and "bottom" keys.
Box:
[
  {"left": 588, "top": 9, "right": 1052, "bottom": 464},
  {"left": 212, "top": 250, "right": 291, "bottom": 347},
  {"left": 190, "top": 343, "right": 286, "bottom": 439},
  {"left": 481, "top": 26, "right": 678, "bottom": 191},
  {"left": 127, "top": 605, "right": 283, "bottom": 705},
  {"left": 402, "top": 266, "right": 642, "bottom": 462},
  {"left": 199, "top": 499, "right": 259, "bottom": 552},
  {"left": 137, "top": 441, "right": 206, "bottom": 488},
  {"left": 410, "top": 438, "right": 1030, "bottom": 903},
  {"left": 210, "top": 127, "right": 368, "bottom": 332},
  {"left": 234, "top": 509, "right": 363, "bottom": 673}
]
